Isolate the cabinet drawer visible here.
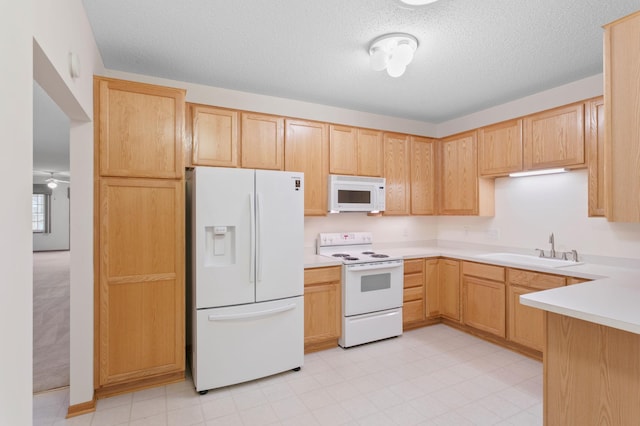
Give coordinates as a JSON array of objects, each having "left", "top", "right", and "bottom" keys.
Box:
[
  {"left": 403, "top": 286, "right": 423, "bottom": 302},
  {"left": 462, "top": 262, "right": 505, "bottom": 282},
  {"left": 404, "top": 299, "right": 424, "bottom": 323},
  {"left": 508, "top": 269, "right": 566, "bottom": 290},
  {"left": 304, "top": 266, "right": 341, "bottom": 286},
  {"left": 404, "top": 259, "right": 424, "bottom": 274},
  {"left": 404, "top": 272, "right": 424, "bottom": 289}
]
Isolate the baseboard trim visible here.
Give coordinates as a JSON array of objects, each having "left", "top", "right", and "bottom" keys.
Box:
[{"left": 66, "top": 396, "right": 96, "bottom": 418}]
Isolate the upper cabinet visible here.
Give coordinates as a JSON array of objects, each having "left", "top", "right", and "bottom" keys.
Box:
[
  {"left": 604, "top": 11, "right": 640, "bottom": 222},
  {"left": 285, "top": 119, "right": 329, "bottom": 216},
  {"left": 439, "top": 131, "right": 494, "bottom": 216},
  {"left": 478, "top": 119, "right": 523, "bottom": 177},
  {"left": 586, "top": 97, "right": 605, "bottom": 217},
  {"left": 329, "top": 126, "right": 383, "bottom": 177},
  {"left": 410, "top": 136, "right": 437, "bottom": 215},
  {"left": 241, "top": 112, "right": 284, "bottom": 170},
  {"left": 523, "top": 102, "right": 585, "bottom": 171},
  {"left": 383, "top": 133, "right": 411, "bottom": 215},
  {"left": 95, "top": 77, "right": 185, "bottom": 179},
  {"left": 188, "top": 104, "right": 239, "bottom": 168}
]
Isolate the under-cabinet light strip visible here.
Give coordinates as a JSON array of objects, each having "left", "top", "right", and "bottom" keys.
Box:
[{"left": 509, "top": 168, "right": 568, "bottom": 178}]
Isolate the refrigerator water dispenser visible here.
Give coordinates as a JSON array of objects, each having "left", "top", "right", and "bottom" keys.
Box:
[{"left": 205, "top": 225, "right": 235, "bottom": 266}]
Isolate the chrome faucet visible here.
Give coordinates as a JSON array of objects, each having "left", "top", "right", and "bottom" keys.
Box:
[{"left": 549, "top": 233, "right": 556, "bottom": 258}]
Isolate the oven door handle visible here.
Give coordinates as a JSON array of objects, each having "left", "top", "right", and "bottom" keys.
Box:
[{"left": 347, "top": 262, "right": 403, "bottom": 272}]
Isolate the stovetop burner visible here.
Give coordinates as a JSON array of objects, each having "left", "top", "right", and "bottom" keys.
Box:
[
  {"left": 362, "top": 251, "right": 375, "bottom": 255},
  {"left": 370, "top": 254, "right": 389, "bottom": 258},
  {"left": 345, "top": 257, "right": 359, "bottom": 261},
  {"left": 332, "top": 253, "right": 350, "bottom": 258}
]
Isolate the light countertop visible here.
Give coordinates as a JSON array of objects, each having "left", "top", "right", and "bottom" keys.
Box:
[{"left": 304, "top": 243, "right": 640, "bottom": 335}]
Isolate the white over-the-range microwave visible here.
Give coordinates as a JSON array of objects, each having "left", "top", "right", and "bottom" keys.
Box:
[{"left": 328, "top": 174, "right": 386, "bottom": 213}]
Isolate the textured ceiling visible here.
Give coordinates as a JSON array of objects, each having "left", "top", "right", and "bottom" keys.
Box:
[{"left": 83, "top": 0, "right": 638, "bottom": 123}]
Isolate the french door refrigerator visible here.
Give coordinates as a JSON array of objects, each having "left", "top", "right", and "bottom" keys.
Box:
[{"left": 187, "top": 167, "right": 304, "bottom": 393}]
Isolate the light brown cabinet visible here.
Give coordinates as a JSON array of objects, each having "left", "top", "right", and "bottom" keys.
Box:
[
  {"left": 523, "top": 102, "right": 585, "bottom": 171},
  {"left": 403, "top": 259, "right": 425, "bottom": 327},
  {"left": 439, "top": 131, "right": 494, "bottom": 216},
  {"left": 94, "top": 77, "right": 186, "bottom": 397},
  {"left": 188, "top": 104, "right": 239, "bottom": 168},
  {"left": 304, "top": 266, "right": 341, "bottom": 353},
  {"left": 478, "top": 119, "right": 523, "bottom": 177},
  {"left": 586, "top": 97, "right": 605, "bottom": 217},
  {"left": 95, "top": 77, "right": 185, "bottom": 179},
  {"left": 241, "top": 112, "right": 284, "bottom": 170},
  {"left": 439, "top": 259, "right": 460, "bottom": 322},
  {"left": 604, "top": 11, "right": 640, "bottom": 222},
  {"left": 285, "top": 119, "right": 329, "bottom": 215},
  {"left": 383, "top": 133, "right": 411, "bottom": 215},
  {"left": 97, "top": 177, "right": 185, "bottom": 392},
  {"left": 507, "top": 268, "right": 566, "bottom": 351},
  {"left": 462, "top": 262, "right": 506, "bottom": 337},
  {"left": 328, "top": 126, "right": 383, "bottom": 177},
  {"left": 410, "top": 136, "right": 437, "bottom": 215},
  {"left": 425, "top": 259, "right": 440, "bottom": 318}
]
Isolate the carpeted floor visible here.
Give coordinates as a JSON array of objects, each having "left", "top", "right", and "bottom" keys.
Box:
[{"left": 33, "top": 250, "right": 70, "bottom": 393}]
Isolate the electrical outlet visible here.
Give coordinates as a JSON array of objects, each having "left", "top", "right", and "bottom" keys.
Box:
[{"left": 486, "top": 228, "right": 500, "bottom": 240}]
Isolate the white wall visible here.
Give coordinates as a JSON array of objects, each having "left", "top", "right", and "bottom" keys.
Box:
[
  {"left": 438, "top": 170, "right": 640, "bottom": 260},
  {"left": 33, "top": 181, "right": 70, "bottom": 251},
  {"left": 1, "top": 1, "right": 34, "bottom": 424}
]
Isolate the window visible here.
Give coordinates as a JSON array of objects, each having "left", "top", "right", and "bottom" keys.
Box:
[{"left": 32, "top": 185, "right": 52, "bottom": 234}]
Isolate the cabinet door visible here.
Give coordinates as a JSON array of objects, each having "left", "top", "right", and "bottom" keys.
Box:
[
  {"left": 586, "top": 97, "right": 605, "bottom": 217},
  {"left": 96, "top": 77, "right": 185, "bottom": 178},
  {"left": 357, "top": 129, "right": 383, "bottom": 177},
  {"left": 285, "top": 119, "right": 328, "bottom": 215},
  {"left": 425, "top": 259, "right": 440, "bottom": 318},
  {"left": 463, "top": 277, "right": 505, "bottom": 337},
  {"left": 98, "top": 178, "right": 184, "bottom": 386},
  {"left": 478, "top": 119, "right": 523, "bottom": 177},
  {"left": 304, "top": 267, "right": 341, "bottom": 353},
  {"left": 410, "top": 136, "right": 437, "bottom": 215},
  {"left": 439, "top": 259, "right": 460, "bottom": 321},
  {"left": 439, "top": 132, "right": 482, "bottom": 215},
  {"left": 523, "top": 103, "right": 585, "bottom": 170},
  {"left": 383, "top": 133, "right": 411, "bottom": 215},
  {"left": 329, "top": 125, "right": 357, "bottom": 175},
  {"left": 190, "top": 104, "right": 239, "bottom": 167},
  {"left": 507, "top": 286, "right": 544, "bottom": 351},
  {"left": 241, "top": 113, "right": 284, "bottom": 170},
  {"left": 604, "top": 13, "right": 640, "bottom": 222}
]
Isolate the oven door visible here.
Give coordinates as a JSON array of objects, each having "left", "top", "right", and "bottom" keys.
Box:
[{"left": 343, "top": 260, "right": 404, "bottom": 316}]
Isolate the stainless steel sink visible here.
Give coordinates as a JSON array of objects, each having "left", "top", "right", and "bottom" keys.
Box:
[{"left": 476, "top": 252, "right": 583, "bottom": 268}]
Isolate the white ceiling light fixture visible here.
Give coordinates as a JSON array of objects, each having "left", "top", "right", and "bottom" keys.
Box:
[{"left": 369, "top": 33, "right": 418, "bottom": 78}]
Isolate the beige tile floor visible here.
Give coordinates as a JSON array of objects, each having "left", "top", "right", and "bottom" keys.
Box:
[{"left": 34, "top": 324, "right": 542, "bottom": 426}]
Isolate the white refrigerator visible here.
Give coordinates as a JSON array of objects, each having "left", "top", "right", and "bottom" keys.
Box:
[{"left": 187, "top": 167, "right": 304, "bottom": 393}]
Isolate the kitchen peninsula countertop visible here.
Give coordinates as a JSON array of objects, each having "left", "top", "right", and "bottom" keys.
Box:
[{"left": 304, "top": 243, "right": 640, "bottom": 335}]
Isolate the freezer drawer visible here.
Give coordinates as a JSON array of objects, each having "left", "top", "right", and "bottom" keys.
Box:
[{"left": 192, "top": 296, "right": 304, "bottom": 392}]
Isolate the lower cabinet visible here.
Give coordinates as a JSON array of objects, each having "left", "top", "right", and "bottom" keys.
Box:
[
  {"left": 304, "top": 266, "right": 341, "bottom": 353},
  {"left": 462, "top": 262, "right": 506, "bottom": 337},
  {"left": 507, "top": 268, "right": 566, "bottom": 351},
  {"left": 425, "top": 259, "right": 440, "bottom": 318},
  {"left": 403, "top": 259, "right": 425, "bottom": 327},
  {"left": 439, "top": 259, "right": 461, "bottom": 322}
]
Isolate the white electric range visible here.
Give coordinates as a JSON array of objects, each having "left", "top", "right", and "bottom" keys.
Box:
[{"left": 317, "top": 232, "right": 404, "bottom": 347}]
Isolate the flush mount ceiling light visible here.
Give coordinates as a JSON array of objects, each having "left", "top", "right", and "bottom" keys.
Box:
[{"left": 369, "top": 33, "right": 418, "bottom": 78}]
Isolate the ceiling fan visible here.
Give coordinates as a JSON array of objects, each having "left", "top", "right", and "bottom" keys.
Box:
[{"left": 34, "top": 171, "right": 70, "bottom": 189}]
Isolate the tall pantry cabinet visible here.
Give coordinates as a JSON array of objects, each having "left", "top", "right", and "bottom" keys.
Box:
[{"left": 94, "top": 77, "right": 186, "bottom": 397}]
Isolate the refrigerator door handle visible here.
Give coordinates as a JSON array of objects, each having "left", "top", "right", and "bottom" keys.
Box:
[
  {"left": 249, "top": 192, "right": 255, "bottom": 283},
  {"left": 207, "top": 303, "right": 296, "bottom": 321},
  {"left": 256, "top": 192, "right": 263, "bottom": 282}
]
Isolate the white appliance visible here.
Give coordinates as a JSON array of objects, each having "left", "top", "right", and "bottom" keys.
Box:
[
  {"left": 317, "top": 232, "right": 403, "bottom": 348},
  {"left": 187, "top": 167, "right": 304, "bottom": 394},
  {"left": 328, "top": 175, "right": 386, "bottom": 213}
]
